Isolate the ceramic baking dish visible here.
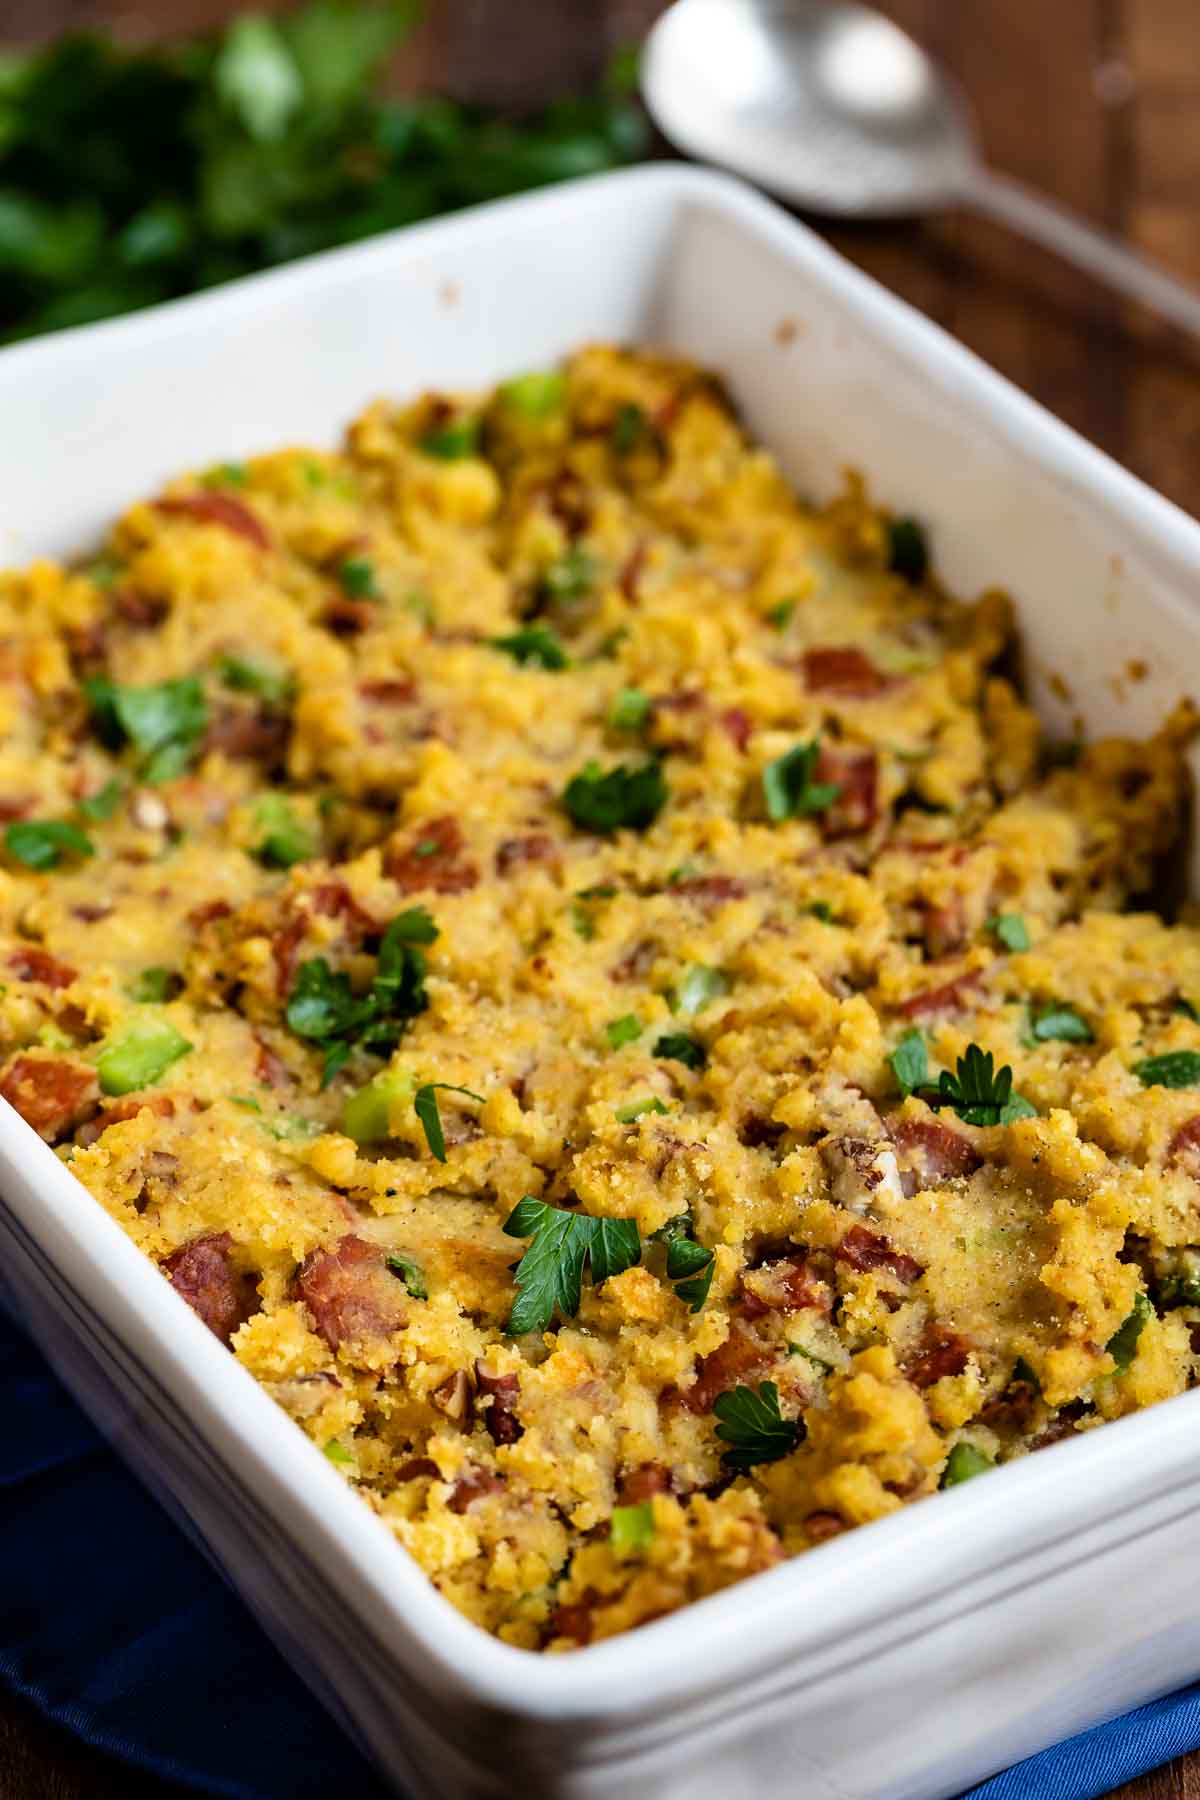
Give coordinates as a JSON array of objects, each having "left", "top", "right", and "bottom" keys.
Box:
[{"left": 3, "top": 164, "right": 1200, "bottom": 1800}]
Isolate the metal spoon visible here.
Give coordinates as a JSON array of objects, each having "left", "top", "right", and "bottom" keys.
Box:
[{"left": 642, "top": 0, "right": 1200, "bottom": 337}]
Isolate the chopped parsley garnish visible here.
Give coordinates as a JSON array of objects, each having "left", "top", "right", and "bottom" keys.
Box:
[
  {"left": 806, "top": 900, "right": 833, "bottom": 922},
  {"left": 253, "top": 795, "right": 318, "bottom": 869},
  {"left": 887, "top": 516, "right": 929, "bottom": 583},
  {"left": 1030, "top": 1004, "right": 1092, "bottom": 1044},
  {"left": 96, "top": 1015, "right": 192, "bottom": 1095},
  {"left": 788, "top": 1342, "right": 835, "bottom": 1373},
  {"left": 609, "top": 686, "right": 650, "bottom": 731},
  {"left": 610, "top": 1501, "right": 655, "bottom": 1554},
  {"left": 889, "top": 1027, "right": 928, "bottom": 1098},
  {"left": 766, "top": 599, "right": 795, "bottom": 631},
  {"left": 77, "top": 779, "right": 123, "bottom": 821},
  {"left": 762, "top": 739, "right": 840, "bottom": 823},
  {"left": 1133, "top": 1050, "right": 1200, "bottom": 1090},
  {"left": 84, "top": 674, "right": 207, "bottom": 784},
  {"left": 490, "top": 626, "right": 568, "bottom": 670},
  {"left": 606, "top": 1014, "right": 642, "bottom": 1049},
  {"left": 562, "top": 759, "right": 667, "bottom": 834},
  {"left": 4, "top": 819, "right": 93, "bottom": 870},
  {"left": 413, "top": 1082, "right": 484, "bottom": 1162},
  {"left": 540, "top": 545, "right": 597, "bottom": 603},
  {"left": 611, "top": 401, "right": 648, "bottom": 455},
  {"left": 286, "top": 907, "right": 437, "bottom": 1085},
  {"left": 918, "top": 1044, "right": 1036, "bottom": 1126},
  {"left": 1107, "top": 1291, "right": 1152, "bottom": 1371},
  {"left": 940, "top": 1442, "right": 993, "bottom": 1488},
  {"left": 127, "top": 966, "right": 179, "bottom": 1004},
  {"left": 499, "top": 369, "right": 566, "bottom": 418},
  {"left": 614, "top": 1096, "right": 668, "bottom": 1123},
  {"left": 218, "top": 653, "right": 294, "bottom": 707},
  {"left": 1173, "top": 997, "right": 1199, "bottom": 1021},
  {"left": 990, "top": 913, "right": 1030, "bottom": 952},
  {"left": 653, "top": 1032, "right": 706, "bottom": 1071},
  {"left": 419, "top": 417, "right": 480, "bottom": 460},
  {"left": 660, "top": 1227, "right": 715, "bottom": 1312},
  {"left": 502, "top": 1195, "right": 641, "bottom": 1334},
  {"left": 340, "top": 557, "right": 378, "bottom": 598},
  {"left": 386, "top": 1252, "right": 428, "bottom": 1300},
  {"left": 712, "top": 1381, "right": 802, "bottom": 1472},
  {"left": 673, "top": 965, "right": 729, "bottom": 1016}
]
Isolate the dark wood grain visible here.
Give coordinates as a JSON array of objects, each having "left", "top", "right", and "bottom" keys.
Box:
[{"left": 0, "top": 1, "right": 1197, "bottom": 1796}]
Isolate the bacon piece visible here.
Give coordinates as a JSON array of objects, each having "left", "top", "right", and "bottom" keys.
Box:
[
  {"left": 395, "top": 1457, "right": 440, "bottom": 1483},
  {"left": 448, "top": 1467, "right": 506, "bottom": 1513},
  {"left": 545, "top": 467, "right": 591, "bottom": 538},
  {"left": 619, "top": 539, "right": 648, "bottom": 601},
  {"left": 64, "top": 621, "right": 108, "bottom": 676},
  {"left": 1166, "top": 1117, "right": 1200, "bottom": 1180},
  {"left": 740, "top": 1255, "right": 830, "bottom": 1321},
  {"left": 978, "top": 1376, "right": 1038, "bottom": 1435},
  {"left": 801, "top": 647, "right": 894, "bottom": 698},
  {"left": 188, "top": 898, "right": 232, "bottom": 931},
  {"left": 803, "top": 1510, "right": 847, "bottom": 1543},
  {"left": 740, "top": 1115, "right": 787, "bottom": 1149},
  {"left": 358, "top": 677, "right": 417, "bottom": 705},
  {"left": 610, "top": 939, "right": 657, "bottom": 983},
  {"left": 311, "top": 880, "right": 377, "bottom": 938},
  {"left": 618, "top": 1463, "right": 671, "bottom": 1505},
  {"left": 719, "top": 707, "right": 752, "bottom": 752},
  {"left": 815, "top": 745, "right": 879, "bottom": 837},
  {"left": 384, "top": 816, "right": 478, "bottom": 895},
  {"left": 8, "top": 946, "right": 77, "bottom": 989},
  {"left": 156, "top": 493, "right": 270, "bottom": 550},
  {"left": 296, "top": 1235, "right": 409, "bottom": 1359},
  {"left": 890, "top": 1117, "right": 982, "bottom": 1195},
  {"left": 474, "top": 1361, "right": 523, "bottom": 1445},
  {"left": 204, "top": 705, "right": 289, "bottom": 764},
  {"left": 898, "top": 969, "right": 983, "bottom": 1020},
  {"left": 835, "top": 1223, "right": 924, "bottom": 1286},
  {"left": 495, "top": 833, "right": 558, "bottom": 876},
  {"left": 0, "top": 795, "right": 32, "bottom": 822},
  {"left": 75, "top": 1092, "right": 176, "bottom": 1148},
  {"left": 1028, "top": 1402, "right": 1087, "bottom": 1452},
  {"left": 113, "top": 588, "right": 168, "bottom": 629},
  {"left": 670, "top": 874, "right": 748, "bottom": 906},
  {"left": 72, "top": 903, "right": 112, "bottom": 924},
  {"left": 273, "top": 912, "right": 308, "bottom": 998},
  {"left": 552, "top": 1595, "right": 597, "bottom": 1646},
  {"left": 0, "top": 1056, "right": 97, "bottom": 1141},
  {"left": 907, "top": 1325, "right": 972, "bottom": 1389},
  {"left": 684, "top": 1327, "right": 770, "bottom": 1413},
  {"left": 163, "top": 1232, "right": 257, "bottom": 1344}
]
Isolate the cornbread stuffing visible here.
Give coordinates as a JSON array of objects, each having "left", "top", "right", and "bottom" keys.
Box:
[{"left": 3, "top": 345, "right": 1200, "bottom": 1651}]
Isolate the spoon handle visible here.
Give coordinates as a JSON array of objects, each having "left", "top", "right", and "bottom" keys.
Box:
[{"left": 967, "top": 167, "right": 1200, "bottom": 341}]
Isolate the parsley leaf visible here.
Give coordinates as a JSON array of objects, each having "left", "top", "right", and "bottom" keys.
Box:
[
  {"left": 1134, "top": 1050, "right": 1200, "bottom": 1089},
  {"left": 286, "top": 908, "right": 436, "bottom": 1085},
  {"left": 990, "top": 913, "right": 1030, "bottom": 952},
  {"left": 1173, "top": 997, "right": 1199, "bottom": 1021},
  {"left": 253, "top": 794, "right": 318, "bottom": 869},
  {"left": 562, "top": 759, "right": 667, "bottom": 834},
  {"left": 888, "top": 517, "right": 929, "bottom": 583},
  {"left": 77, "top": 778, "right": 122, "bottom": 821},
  {"left": 502, "top": 1195, "right": 641, "bottom": 1334},
  {"left": 340, "top": 558, "right": 378, "bottom": 598},
  {"left": 386, "top": 1251, "right": 428, "bottom": 1300},
  {"left": 490, "top": 625, "right": 568, "bottom": 670},
  {"left": 653, "top": 1032, "right": 706, "bottom": 1070},
  {"left": 889, "top": 1027, "right": 928, "bottom": 1097},
  {"left": 413, "top": 1081, "right": 484, "bottom": 1162},
  {"left": 918, "top": 1043, "right": 1036, "bottom": 1126},
  {"left": 419, "top": 418, "right": 480, "bottom": 460},
  {"left": 4, "top": 819, "right": 94, "bottom": 870},
  {"left": 611, "top": 401, "right": 648, "bottom": 455},
  {"left": 1031, "top": 1004, "right": 1092, "bottom": 1044},
  {"left": 762, "top": 739, "right": 840, "bottom": 822},
  {"left": 1107, "top": 1291, "right": 1152, "bottom": 1372},
  {"left": 218, "top": 653, "right": 294, "bottom": 707},
  {"left": 712, "top": 1381, "right": 802, "bottom": 1472},
  {"left": 84, "top": 675, "right": 207, "bottom": 784},
  {"left": 655, "top": 1214, "right": 715, "bottom": 1311},
  {"left": 766, "top": 599, "right": 795, "bottom": 631}
]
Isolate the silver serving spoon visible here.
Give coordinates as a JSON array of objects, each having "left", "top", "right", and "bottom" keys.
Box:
[{"left": 642, "top": 0, "right": 1200, "bottom": 338}]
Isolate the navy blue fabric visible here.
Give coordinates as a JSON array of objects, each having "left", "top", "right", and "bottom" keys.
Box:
[{"left": 0, "top": 1302, "right": 1195, "bottom": 1800}]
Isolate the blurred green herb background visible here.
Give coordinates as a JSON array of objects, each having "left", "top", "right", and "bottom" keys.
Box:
[{"left": 0, "top": 0, "right": 647, "bottom": 345}]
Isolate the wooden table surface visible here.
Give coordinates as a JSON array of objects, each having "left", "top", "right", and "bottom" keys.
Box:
[{"left": 0, "top": 1, "right": 1197, "bottom": 1795}]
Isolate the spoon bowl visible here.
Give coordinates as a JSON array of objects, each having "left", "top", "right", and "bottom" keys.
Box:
[{"left": 643, "top": 0, "right": 1200, "bottom": 337}]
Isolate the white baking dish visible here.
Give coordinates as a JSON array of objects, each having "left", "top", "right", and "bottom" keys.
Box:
[{"left": 3, "top": 164, "right": 1200, "bottom": 1800}]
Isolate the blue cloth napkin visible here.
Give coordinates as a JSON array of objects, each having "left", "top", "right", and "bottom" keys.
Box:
[{"left": 0, "top": 1304, "right": 1192, "bottom": 1799}]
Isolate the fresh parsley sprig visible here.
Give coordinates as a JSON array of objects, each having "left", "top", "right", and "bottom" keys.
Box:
[
  {"left": 502, "top": 1196, "right": 641, "bottom": 1335},
  {"left": 762, "top": 739, "right": 840, "bottom": 823},
  {"left": 563, "top": 759, "right": 667, "bottom": 834},
  {"left": 84, "top": 674, "right": 208, "bottom": 784},
  {"left": 712, "top": 1381, "right": 803, "bottom": 1472},
  {"left": 285, "top": 905, "right": 436, "bottom": 1085},
  {"left": 919, "top": 1044, "right": 1036, "bottom": 1127},
  {"left": 414, "top": 1082, "right": 484, "bottom": 1162}
]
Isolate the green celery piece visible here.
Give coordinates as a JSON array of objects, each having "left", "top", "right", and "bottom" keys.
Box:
[
  {"left": 674, "top": 965, "right": 729, "bottom": 1016},
  {"left": 499, "top": 369, "right": 566, "bottom": 417},
  {"left": 605, "top": 1014, "right": 641, "bottom": 1050},
  {"left": 342, "top": 1066, "right": 414, "bottom": 1144},
  {"left": 97, "top": 1014, "right": 192, "bottom": 1095},
  {"left": 253, "top": 794, "right": 318, "bottom": 869},
  {"left": 940, "top": 1441, "right": 993, "bottom": 1488},
  {"left": 1107, "top": 1291, "right": 1153, "bottom": 1372},
  {"left": 610, "top": 1501, "right": 654, "bottom": 1554},
  {"left": 614, "top": 1096, "right": 667, "bottom": 1123}
]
